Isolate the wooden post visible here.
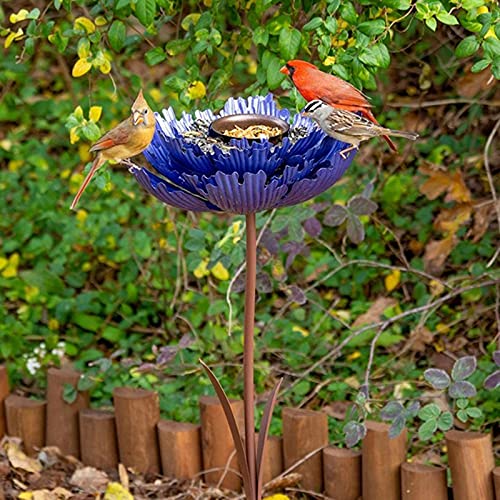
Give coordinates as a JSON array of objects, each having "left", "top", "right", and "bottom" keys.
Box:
[
  {"left": 401, "top": 462, "right": 447, "bottom": 500},
  {"left": 492, "top": 466, "right": 500, "bottom": 499},
  {"left": 0, "top": 366, "right": 10, "bottom": 438},
  {"left": 5, "top": 395, "right": 46, "bottom": 456},
  {"left": 282, "top": 407, "right": 328, "bottom": 492},
  {"left": 157, "top": 420, "right": 202, "bottom": 479},
  {"left": 445, "top": 430, "right": 494, "bottom": 500},
  {"left": 46, "top": 367, "right": 89, "bottom": 458},
  {"left": 259, "top": 435, "right": 283, "bottom": 486},
  {"left": 323, "top": 446, "right": 361, "bottom": 500},
  {"left": 362, "top": 421, "right": 407, "bottom": 500},
  {"left": 79, "top": 409, "right": 118, "bottom": 471},
  {"left": 199, "top": 395, "right": 244, "bottom": 491},
  {"left": 113, "top": 387, "right": 161, "bottom": 474}
]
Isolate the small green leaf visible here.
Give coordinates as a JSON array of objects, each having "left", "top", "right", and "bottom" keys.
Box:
[
  {"left": 145, "top": 46, "right": 166, "bottom": 66},
  {"left": 358, "top": 19, "right": 386, "bottom": 36},
  {"left": 108, "top": 20, "right": 126, "bottom": 52},
  {"left": 455, "top": 36, "right": 480, "bottom": 58},
  {"left": 437, "top": 411, "right": 453, "bottom": 431},
  {"left": 456, "top": 398, "right": 469, "bottom": 409},
  {"left": 77, "top": 374, "right": 94, "bottom": 392},
  {"left": 436, "top": 12, "right": 459, "bottom": 25},
  {"left": 418, "top": 403, "right": 441, "bottom": 421},
  {"left": 73, "top": 313, "right": 102, "bottom": 332},
  {"left": 62, "top": 383, "right": 77, "bottom": 404},
  {"left": 471, "top": 59, "right": 490, "bottom": 73},
  {"left": 426, "top": 17, "right": 437, "bottom": 31},
  {"left": 279, "top": 27, "right": 302, "bottom": 61},
  {"left": 135, "top": 0, "right": 156, "bottom": 27},
  {"left": 266, "top": 54, "right": 285, "bottom": 90},
  {"left": 466, "top": 407, "right": 483, "bottom": 419},
  {"left": 303, "top": 17, "right": 323, "bottom": 31},
  {"left": 456, "top": 408, "right": 468, "bottom": 423},
  {"left": 252, "top": 26, "right": 269, "bottom": 45},
  {"left": 418, "top": 419, "right": 437, "bottom": 440}
]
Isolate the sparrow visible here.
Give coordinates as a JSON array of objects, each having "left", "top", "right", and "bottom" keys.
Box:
[
  {"left": 70, "top": 89, "right": 156, "bottom": 210},
  {"left": 280, "top": 59, "right": 398, "bottom": 152},
  {"left": 302, "top": 99, "right": 418, "bottom": 159}
]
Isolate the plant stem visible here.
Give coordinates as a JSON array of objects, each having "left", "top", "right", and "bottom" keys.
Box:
[{"left": 244, "top": 212, "right": 257, "bottom": 499}]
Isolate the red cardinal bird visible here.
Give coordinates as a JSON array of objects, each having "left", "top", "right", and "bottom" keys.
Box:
[
  {"left": 280, "top": 60, "right": 397, "bottom": 152},
  {"left": 70, "top": 90, "right": 155, "bottom": 210}
]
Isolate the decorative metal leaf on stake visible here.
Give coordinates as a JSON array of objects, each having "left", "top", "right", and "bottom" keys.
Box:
[
  {"left": 199, "top": 360, "right": 252, "bottom": 498},
  {"left": 256, "top": 378, "right": 282, "bottom": 500}
]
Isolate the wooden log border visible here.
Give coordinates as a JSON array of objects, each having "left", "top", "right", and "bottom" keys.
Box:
[{"left": 1, "top": 366, "right": 497, "bottom": 498}]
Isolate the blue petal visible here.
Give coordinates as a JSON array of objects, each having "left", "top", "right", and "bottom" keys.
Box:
[
  {"left": 133, "top": 167, "right": 219, "bottom": 212},
  {"left": 204, "top": 170, "right": 288, "bottom": 213},
  {"left": 276, "top": 156, "right": 352, "bottom": 207}
]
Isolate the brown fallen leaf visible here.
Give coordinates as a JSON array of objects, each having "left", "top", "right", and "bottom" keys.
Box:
[
  {"left": 6, "top": 441, "right": 42, "bottom": 474},
  {"left": 419, "top": 166, "right": 471, "bottom": 203},
  {"left": 352, "top": 297, "right": 398, "bottom": 328},
  {"left": 455, "top": 65, "right": 494, "bottom": 98},
  {"left": 69, "top": 466, "right": 109, "bottom": 493},
  {"left": 470, "top": 201, "right": 499, "bottom": 242},
  {"left": 423, "top": 235, "right": 458, "bottom": 275},
  {"left": 407, "top": 326, "right": 434, "bottom": 353},
  {"left": 434, "top": 203, "right": 472, "bottom": 234}
]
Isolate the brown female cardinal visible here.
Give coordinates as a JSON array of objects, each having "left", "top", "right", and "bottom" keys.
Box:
[
  {"left": 70, "top": 89, "right": 156, "bottom": 210},
  {"left": 280, "top": 60, "right": 397, "bottom": 152}
]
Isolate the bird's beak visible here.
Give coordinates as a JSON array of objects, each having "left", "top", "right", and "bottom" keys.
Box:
[
  {"left": 279, "top": 65, "right": 289, "bottom": 75},
  {"left": 133, "top": 111, "right": 144, "bottom": 126}
]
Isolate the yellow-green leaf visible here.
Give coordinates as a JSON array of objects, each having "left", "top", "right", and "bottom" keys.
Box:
[
  {"left": 9, "top": 9, "right": 29, "bottom": 23},
  {"left": 385, "top": 269, "right": 401, "bottom": 292},
  {"left": 95, "top": 16, "right": 108, "bottom": 26},
  {"left": 181, "top": 13, "right": 201, "bottom": 31},
  {"left": 194, "top": 259, "right": 209, "bottom": 278},
  {"left": 89, "top": 106, "right": 102, "bottom": 122},
  {"left": 99, "top": 58, "right": 111, "bottom": 74},
  {"left": 74, "top": 16, "right": 96, "bottom": 34},
  {"left": 70, "top": 127, "right": 80, "bottom": 144},
  {"left": 72, "top": 59, "right": 92, "bottom": 78},
  {"left": 211, "top": 261, "right": 229, "bottom": 281},
  {"left": 104, "top": 482, "right": 134, "bottom": 500},
  {"left": 4, "top": 28, "right": 23, "bottom": 48},
  {"left": 2, "top": 253, "right": 20, "bottom": 278},
  {"left": 187, "top": 80, "right": 206, "bottom": 100}
]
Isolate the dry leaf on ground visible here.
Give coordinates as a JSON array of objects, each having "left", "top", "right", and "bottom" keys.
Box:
[
  {"left": 353, "top": 297, "right": 398, "bottom": 327},
  {"left": 423, "top": 235, "right": 458, "bottom": 275},
  {"left": 419, "top": 166, "right": 471, "bottom": 203},
  {"left": 6, "top": 442, "right": 42, "bottom": 474},
  {"left": 69, "top": 466, "right": 109, "bottom": 492}
]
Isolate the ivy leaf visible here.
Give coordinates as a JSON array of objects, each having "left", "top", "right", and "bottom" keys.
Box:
[
  {"left": 108, "top": 20, "right": 126, "bottom": 52},
  {"left": 135, "top": 0, "right": 156, "bottom": 27},
  {"left": 324, "top": 205, "right": 348, "bottom": 226},
  {"left": 424, "top": 368, "right": 451, "bottom": 389},
  {"left": 449, "top": 381, "right": 477, "bottom": 399},
  {"left": 279, "top": 27, "right": 301, "bottom": 61},
  {"left": 346, "top": 213, "right": 364, "bottom": 244},
  {"left": 348, "top": 196, "right": 378, "bottom": 215},
  {"left": 380, "top": 401, "right": 404, "bottom": 421},
  {"left": 451, "top": 356, "right": 476, "bottom": 381}
]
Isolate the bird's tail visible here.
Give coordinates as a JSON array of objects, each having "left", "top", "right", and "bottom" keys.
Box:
[
  {"left": 361, "top": 109, "right": 399, "bottom": 152},
  {"left": 386, "top": 129, "right": 419, "bottom": 141},
  {"left": 70, "top": 155, "right": 105, "bottom": 210}
]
